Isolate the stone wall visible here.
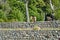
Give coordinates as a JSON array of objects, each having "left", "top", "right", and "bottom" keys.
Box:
[
  {"left": 0, "top": 21, "right": 60, "bottom": 28},
  {"left": 0, "top": 21, "right": 60, "bottom": 40}
]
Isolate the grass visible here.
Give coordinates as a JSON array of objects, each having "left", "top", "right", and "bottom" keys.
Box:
[{"left": 0, "top": 28, "right": 60, "bottom": 30}]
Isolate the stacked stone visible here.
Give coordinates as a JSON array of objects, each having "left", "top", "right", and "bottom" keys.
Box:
[{"left": 0, "top": 21, "right": 60, "bottom": 28}]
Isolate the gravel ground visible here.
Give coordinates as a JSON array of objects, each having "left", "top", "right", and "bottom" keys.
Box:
[{"left": 0, "top": 30, "right": 60, "bottom": 40}]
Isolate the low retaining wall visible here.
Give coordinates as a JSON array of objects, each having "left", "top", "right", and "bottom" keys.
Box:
[{"left": 0, "top": 21, "right": 60, "bottom": 28}]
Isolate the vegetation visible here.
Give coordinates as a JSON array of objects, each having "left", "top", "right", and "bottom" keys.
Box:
[{"left": 0, "top": 0, "right": 60, "bottom": 22}]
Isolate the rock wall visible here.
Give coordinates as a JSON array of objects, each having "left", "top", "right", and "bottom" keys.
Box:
[
  {"left": 0, "top": 21, "right": 60, "bottom": 40},
  {"left": 0, "top": 21, "right": 60, "bottom": 28}
]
